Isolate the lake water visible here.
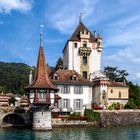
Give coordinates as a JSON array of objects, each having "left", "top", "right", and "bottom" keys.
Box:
[{"left": 0, "top": 126, "right": 140, "bottom": 140}]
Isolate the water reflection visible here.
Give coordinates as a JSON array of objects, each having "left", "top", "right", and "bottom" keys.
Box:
[{"left": 0, "top": 126, "right": 140, "bottom": 140}]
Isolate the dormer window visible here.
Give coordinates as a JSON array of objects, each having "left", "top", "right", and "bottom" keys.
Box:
[
  {"left": 82, "top": 30, "right": 84, "bottom": 34},
  {"left": 71, "top": 75, "right": 78, "bottom": 80},
  {"left": 52, "top": 74, "right": 59, "bottom": 80}
]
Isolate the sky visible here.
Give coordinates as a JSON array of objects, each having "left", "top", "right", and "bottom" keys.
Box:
[{"left": 0, "top": 0, "right": 140, "bottom": 84}]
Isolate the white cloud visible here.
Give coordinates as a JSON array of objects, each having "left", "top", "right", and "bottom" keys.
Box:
[
  {"left": 44, "top": 0, "right": 140, "bottom": 84},
  {"left": 0, "top": 0, "right": 33, "bottom": 14},
  {"left": 45, "top": 0, "right": 97, "bottom": 34}
]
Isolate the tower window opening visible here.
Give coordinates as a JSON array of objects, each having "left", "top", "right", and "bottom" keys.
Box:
[
  {"left": 83, "top": 56, "right": 87, "bottom": 64},
  {"left": 83, "top": 41, "right": 87, "bottom": 47},
  {"left": 83, "top": 71, "right": 87, "bottom": 79},
  {"left": 74, "top": 42, "right": 77, "bottom": 48}
]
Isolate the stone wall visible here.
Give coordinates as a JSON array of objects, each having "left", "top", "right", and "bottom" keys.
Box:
[{"left": 95, "top": 110, "right": 140, "bottom": 127}]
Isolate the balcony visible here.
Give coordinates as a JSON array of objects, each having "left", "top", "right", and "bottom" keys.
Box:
[
  {"left": 34, "top": 97, "right": 51, "bottom": 105},
  {"left": 79, "top": 47, "right": 91, "bottom": 56}
]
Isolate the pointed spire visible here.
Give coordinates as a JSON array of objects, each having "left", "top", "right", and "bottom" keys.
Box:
[
  {"left": 40, "top": 25, "right": 44, "bottom": 47},
  {"left": 25, "top": 33, "right": 58, "bottom": 91},
  {"left": 97, "top": 33, "right": 102, "bottom": 39}
]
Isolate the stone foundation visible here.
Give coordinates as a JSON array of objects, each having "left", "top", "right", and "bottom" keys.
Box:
[
  {"left": 33, "top": 111, "right": 52, "bottom": 130},
  {"left": 95, "top": 110, "right": 140, "bottom": 127}
]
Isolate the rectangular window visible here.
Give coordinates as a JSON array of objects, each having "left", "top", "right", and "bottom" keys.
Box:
[
  {"left": 83, "top": 71, "right": 87, "bottom": 79},
  {"left": 62, "top": 99, "right": 70, "bottom": 108},
  {"left": 74, "top": 86, "right": 83, "bottom": 94},
  {"left": 61, "top": 85, "right": 70, "bottom": 94},
  {"left": 83, "top": 56, "right": 87, "bottom": 64},
  {"left": 74, "top": 42, "right": 77, "bottom": 48},
  {"left": 74, "top": 99, "right": 83, "bottom": 109},
  {"left": 39, "top": 93, "right": 46, "bottom": 99}
]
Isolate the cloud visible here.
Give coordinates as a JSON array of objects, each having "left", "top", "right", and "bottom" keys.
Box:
[
  {"left": 0, "top": 0, "right": 33, "bottom": 14},
  {"left": 44, "top": 0, "right": 140, "bottom": 84},
  {"left": 45, "top": 0, "right": 97, "bottom": 34}
]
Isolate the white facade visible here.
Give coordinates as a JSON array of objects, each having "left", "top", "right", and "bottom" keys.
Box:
[
  {"left": 63, "top": 23, "right": 102, "bottom": 79},
  {"left": 56, "top": 85, "right": 92, "bottom": 113},
  {"left": 63, "top": 41, "right": 102, "bottom": 77}
]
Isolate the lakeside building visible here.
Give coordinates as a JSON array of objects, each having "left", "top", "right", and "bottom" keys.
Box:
[
  {"left": 50, "top": 69, "right": 92, "bottom": 114},
  {"left": 25, "top": 33, "right": 59, "bottom": 130},
  {"left": 27, "top": 20, "right": 129, "bottom": 116},
  {"left": 0, "top": 93, "right": 13, "bottom": 107}
]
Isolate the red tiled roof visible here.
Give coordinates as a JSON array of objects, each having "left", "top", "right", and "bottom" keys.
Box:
[
  {"left": 51, "top": 69, "right": 92, "bottom": 86},
  {"left": 25, "top": 47, "right": 58, "bottom": 91},
  {"left": 69, "top": 22, "right": 96, "bottom": 42},
  {"left": 108, "top": 81, "right": 127, "bottom": 87}
]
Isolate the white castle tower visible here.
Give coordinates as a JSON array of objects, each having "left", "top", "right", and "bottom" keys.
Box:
[{"left": 63, "top": 21, "right": 102, "bottom": 79}]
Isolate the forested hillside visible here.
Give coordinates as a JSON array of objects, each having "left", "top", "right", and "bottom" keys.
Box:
[{"left": 0, "top": 62, "right": 31, "bottom": 94}]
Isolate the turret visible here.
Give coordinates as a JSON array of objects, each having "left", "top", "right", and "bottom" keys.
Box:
[
  {"left": 96, "top": 33, "right": 102, "bottom": 52},
  {"left": 25, "top": 31, "right": 58, "bottom": 130}
]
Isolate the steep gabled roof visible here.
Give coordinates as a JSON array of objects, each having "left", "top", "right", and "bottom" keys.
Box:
[
  {"left": 69, "top": 22, "right": 96, "bottom": 42},
  {"left": 50, "top": 69, "right": 92, "bottom": 86},
  {"left": 25, "top": 44, "right": 58, "bottom": 91}
]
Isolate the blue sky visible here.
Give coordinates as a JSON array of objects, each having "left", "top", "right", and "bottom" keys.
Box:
[{"left": 0, "top": 0, "right": 140, "bottom": 84}]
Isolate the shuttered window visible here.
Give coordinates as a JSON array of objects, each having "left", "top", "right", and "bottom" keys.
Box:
[
  {"left": 61, "top": 85, "right": 70, "bottom": 94},
  {"left": 73, "top": 99, "right": 83, "bottom": 110},
  {"left": 74, "top": 86, "right": 83, "bottom": 94},
  {"left": 62, "top": 99, "right": 70, "bottom": 108}
]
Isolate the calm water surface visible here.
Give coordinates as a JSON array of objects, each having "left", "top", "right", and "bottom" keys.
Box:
[{"left": 0, "top": 126, "right": 140, "bottom": 140}]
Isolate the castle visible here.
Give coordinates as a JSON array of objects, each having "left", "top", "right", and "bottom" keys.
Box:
[{"left": 26, "top": 20, "right": 129, "bottom": 130}]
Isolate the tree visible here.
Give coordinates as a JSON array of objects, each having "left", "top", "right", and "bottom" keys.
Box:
[
  {"left": 55, "top": 57, "right": 63, "bottom": 70},
  {"left": 0, "top": 62, "right": 31, "bottom": 94},
  {"left": 104, "top": 66, "right": 128, "bottom": 82}
]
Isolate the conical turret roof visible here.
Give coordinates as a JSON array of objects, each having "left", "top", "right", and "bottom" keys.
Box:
[{"left": 25, "top": 34, "right": 58, "bottom": 91}]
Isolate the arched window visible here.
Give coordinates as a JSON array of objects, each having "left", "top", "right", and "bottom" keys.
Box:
[
  {"left": 74, "top": 42, "right": 77, "bottom": 48},
  {"left": 111, "top": 89, "right": 113, "bottom": 93},
  {"left": 71, "top": 75, "right": 77, "bottom": 80},
  {"left": 52, "top": 74, "right": 59, "bottom": 80},
  {"left": 119, "top": 91, "right": 121, "bottom": 98}
]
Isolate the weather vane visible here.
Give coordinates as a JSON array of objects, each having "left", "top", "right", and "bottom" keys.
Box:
[
  {"left": 40, "top": 24, "right": 44, "bottom": 34},
  {"left": 40, "top": 24, "right": 44, "bottom": 46},
  {"left": 79, "top": 12, "right": 84, "bottom": 23}
]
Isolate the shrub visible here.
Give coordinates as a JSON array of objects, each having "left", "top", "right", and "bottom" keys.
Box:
[
  {"left": 84, "top": 108, "right": 100, "bottom": 122},
  {"left": 14, "top": 107, "right": 25, "bottom": 114},
  {"left": 124, "top": 101, "right": 137, "bottom": 109}
]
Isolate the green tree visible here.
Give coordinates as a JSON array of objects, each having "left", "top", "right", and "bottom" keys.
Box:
[
  {"left": 55, "top": 57, "right": 63, "bottom": 70},
  {"left": 0, "top": 62, "right": 31, "bottom": 94},
  {"left": 104, "top": 66, "right": 128, "bottom": 82}
]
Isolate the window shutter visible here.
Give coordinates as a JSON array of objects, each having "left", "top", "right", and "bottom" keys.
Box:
[
  {"left": 80, "top": 99, "right": 83, "bottom": 109},
  {"left": 73, "top": 99, "right": 76, "bottom": 110},
  {"left": 58, "top": 99, "right": 62, "bottom": 108},
  {"left": 68, "top": 99, "right": 70, "bottom": 109}
]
